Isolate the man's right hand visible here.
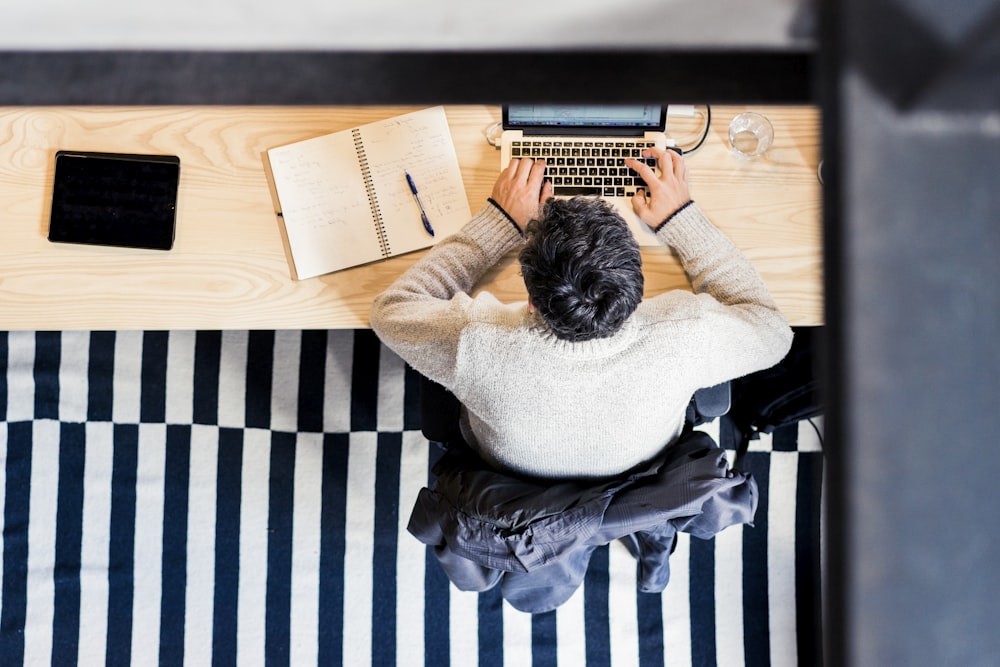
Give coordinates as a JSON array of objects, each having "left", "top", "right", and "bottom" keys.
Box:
[
  {"left": 490, "top": 158, "right": 552, "bottom": 233},
  {"left": 626, "top": 148, "right": 692, "bottom": 230}
]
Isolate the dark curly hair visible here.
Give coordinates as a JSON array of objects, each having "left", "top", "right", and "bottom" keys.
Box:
[{"left": 518, "top": 197, "right": 644, "bottom": 341}]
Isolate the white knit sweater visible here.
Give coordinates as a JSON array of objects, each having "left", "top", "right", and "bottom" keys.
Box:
[{"left": 370, "top": 201, "right": 792, "bottom": 478}]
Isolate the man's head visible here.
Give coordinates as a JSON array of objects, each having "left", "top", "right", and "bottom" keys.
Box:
[{"left": 518, "top": 197, "right": 644, "bottom": 342}]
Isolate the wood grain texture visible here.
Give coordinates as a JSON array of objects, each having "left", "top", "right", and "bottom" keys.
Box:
[{"left": 0, "top": 105, "right": 822, "bottom": 329}]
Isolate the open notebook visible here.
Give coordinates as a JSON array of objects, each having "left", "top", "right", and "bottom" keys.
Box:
[{"left": 265, "top": 107, "right": 471, "bottom": 279}]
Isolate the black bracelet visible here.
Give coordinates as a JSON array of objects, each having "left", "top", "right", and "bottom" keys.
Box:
[
  {"left": 487, "top": 198, "right": 523, "bottom": 235},
  {"left": 653, "top": 200, "right": 695, "bottom": 234}
]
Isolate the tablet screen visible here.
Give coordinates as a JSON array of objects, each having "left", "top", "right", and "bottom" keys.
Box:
[{"left": 48, "top": 151, "right": 180, "bottom": 251}]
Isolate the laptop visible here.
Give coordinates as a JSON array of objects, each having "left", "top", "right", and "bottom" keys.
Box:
[{"left": 499, "top": 104, "right": 674, "bottom": 245}]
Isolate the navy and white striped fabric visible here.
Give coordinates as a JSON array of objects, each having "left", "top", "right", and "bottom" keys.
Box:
[{"left": 0, "top": 329, "right": 823, "bottom": 666}]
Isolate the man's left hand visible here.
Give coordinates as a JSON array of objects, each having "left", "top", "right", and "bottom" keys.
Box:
[{"left": 490, "top": 158, "right": 552, "bottom": 232}]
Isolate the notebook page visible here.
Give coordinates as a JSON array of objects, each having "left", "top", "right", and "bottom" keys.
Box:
[
  {"left": 267, "top": 130, "right": 384, "bottom": 279},
  {"left": 358, "top": 107, "right": 471, "bottom": 256}
]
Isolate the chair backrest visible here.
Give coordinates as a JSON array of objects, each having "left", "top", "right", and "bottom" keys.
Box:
[{"left": 419, "top": 375, "right": 463, "bottom": 444}]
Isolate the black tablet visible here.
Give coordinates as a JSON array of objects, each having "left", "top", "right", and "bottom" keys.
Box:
[{"left": 48, "top": 151, "right": 180, "bottom": 251}]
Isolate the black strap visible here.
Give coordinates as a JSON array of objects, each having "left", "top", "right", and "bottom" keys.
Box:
[{"left": 734, "top": 431, "right": 753, "bottom": 470}]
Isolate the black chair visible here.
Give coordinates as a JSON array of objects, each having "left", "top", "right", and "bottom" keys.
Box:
[
  {"left": 419, "top": 375, "right": 464, "bottom": 446},
  {"left": 409, "top": 374, "right": 748, "bottom": 614},
  {"left": 686, "top": 380, "right": 732, "bottom": 426}
]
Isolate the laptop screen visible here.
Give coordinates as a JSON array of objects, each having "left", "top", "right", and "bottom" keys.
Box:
[{"left": 504, "top": 105, "right": 665, "bottom": 133}]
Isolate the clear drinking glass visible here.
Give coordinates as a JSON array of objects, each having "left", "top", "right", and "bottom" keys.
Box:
[{"left": 728, "top": 112, "right": 774, "bottom": 159}]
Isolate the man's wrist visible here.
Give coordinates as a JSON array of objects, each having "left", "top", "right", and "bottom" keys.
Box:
[
  {"left": 487, "top": 198, "right": 524, "bottom": 235},
  {"left": 653, "top": 200, "right": 695, "bottom": 234}
]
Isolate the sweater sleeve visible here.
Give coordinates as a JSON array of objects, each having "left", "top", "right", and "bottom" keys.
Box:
[
  {"left": 654, "top": 202, "right": 794, "bottom": 383},
  {"left": 369, "top": 202, "right": 524, "bottom": 387}
]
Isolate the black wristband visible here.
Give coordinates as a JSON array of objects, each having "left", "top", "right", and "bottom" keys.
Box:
[
  {"left": 487, "top": 198, "right": 523, "bottom": 235},
  {"left": 653, "top": 200, "right": 695, "bottom": 234}
]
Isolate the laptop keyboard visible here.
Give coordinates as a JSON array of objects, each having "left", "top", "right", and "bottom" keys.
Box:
[{"left": 509, "top": 139, "right": 658, "bottom": 197}]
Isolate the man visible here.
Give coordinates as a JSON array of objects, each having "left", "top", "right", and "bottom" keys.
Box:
[{"left": 370, "top": 148, "right": 792, "bottom": 479}]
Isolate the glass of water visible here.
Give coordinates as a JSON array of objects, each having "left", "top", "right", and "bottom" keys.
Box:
[{"left": 728, "top": 112, "right": 774, "bottom": 159}]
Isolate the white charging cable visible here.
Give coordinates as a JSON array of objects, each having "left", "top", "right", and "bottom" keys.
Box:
[{"left": 485, "top": 121, "right": 503, "bottom": 148}]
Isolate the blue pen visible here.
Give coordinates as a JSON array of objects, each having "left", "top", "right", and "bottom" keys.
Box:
[{"left": 405, "top": 171, "right": 435, "bottom": 237}]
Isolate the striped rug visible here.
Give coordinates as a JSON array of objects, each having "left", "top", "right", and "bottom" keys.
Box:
[{"left": 0, "top": 329, "right": 824, "bottom": 666}]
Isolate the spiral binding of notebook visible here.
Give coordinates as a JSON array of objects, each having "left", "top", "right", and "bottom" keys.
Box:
[{"left": 352, "top": 128, "right": 391, "bottom": 258}]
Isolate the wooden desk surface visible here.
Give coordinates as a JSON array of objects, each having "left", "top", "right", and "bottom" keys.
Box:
[{"left": 0, "top": 105, "right": 822, "bottom": 330}]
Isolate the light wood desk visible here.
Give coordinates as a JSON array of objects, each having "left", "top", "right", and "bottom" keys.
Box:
[{"left": 0, "top": 106, "right": 822, "bottom": 330}]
